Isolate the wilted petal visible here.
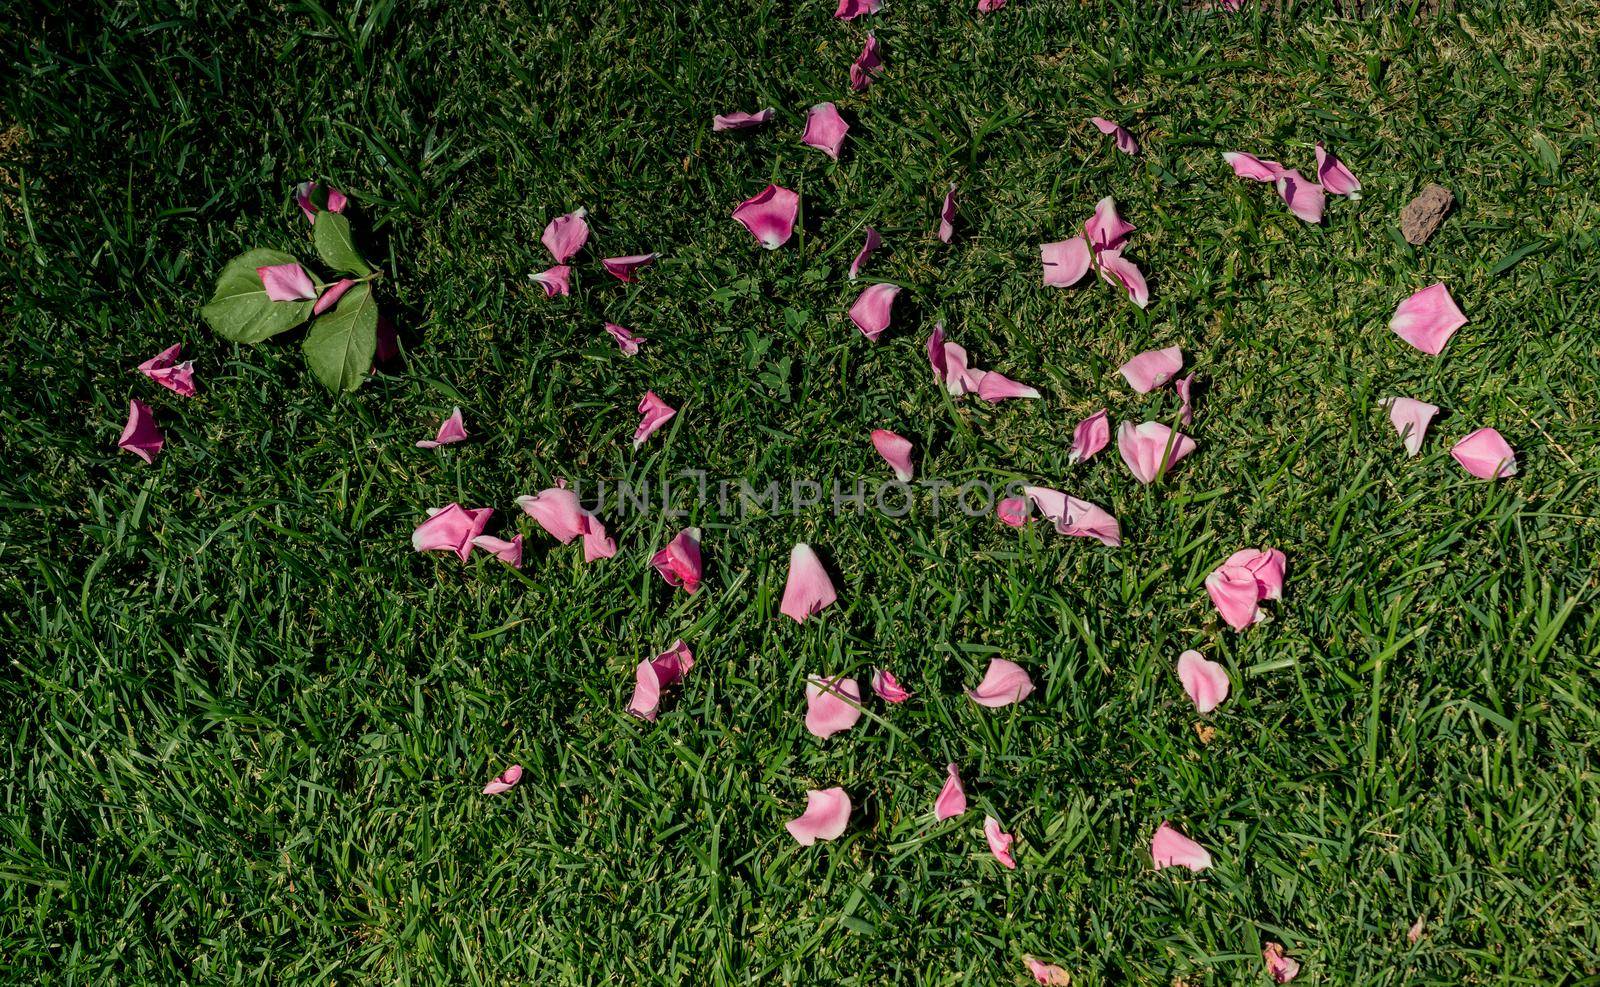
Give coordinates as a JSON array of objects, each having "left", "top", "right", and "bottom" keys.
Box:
[
  {"left": 984, "top": 816, "right": 1017, "bottom": 869},
  {"left": 834, "top": 0, "right": 881, "bottom": 18},
  {"left": 1451, "top": 427, "right": 1517, "bottom": 479},
  {"left": 633, "top": 391, "right": 677, "bottom": 447},
  {"left": 482, "top": 764, "right": 522, "bottom": 795},
  {"left": 870, "top": 428, "right": 915, "bottom": 482},
  {"left": 977, "top": 371, "right": 1040, "bottom": 403},
  {"left": 1069, "top": 409, "right": 1110, "bottom": 463},
  {"left": 117, "top": 398, "right": 164, "bottom": 463},
  {"left": 1119, "top": 346, "right": 1183, "bottom": 392},
  {"left": 849, "top": 227, "right": 882, "bottom": 280},
  {"left": 850, "top": 31, "right": 883, "bottom": 91},
  {"left": 1084, "top": 195, "right": 1135, "bottom": 251},
  {"left": 601, "top": 253, "right": 659, "bottom": 282},
  {"left": 1263, "top": 943, "right": 1301, "bottom": 984},
  {"left": 1389, "top": 283, "right": 1467, "bottom": 356},
  {"left": 1275, "top": 169, "right": 1325, "bottom": 224},
  {"left": 713, "top": 108, "right": 775, "bottom": 131},
  {"left": 1177, "top": 650, "right": 1229, "bottom": 713},
  {"left": 314, "top": 277, "right": 355, "bottom": 315},
  {"left": 471, "top": 534, "right": 523, "bottom": 568},
  {"left": 780, "top": 542, "right": 837, "bottom": 623},
  {"left": 805, "top": 676, "right": 863, "bottom": 738},
  {"left": 1096, "top": 249, "right": 1149, "bottom": 308},
  {"left": 650, "top": 527, "right": 703, "bottom": 594},
  {"left": 1175, "top": 374, "right": 1196, "bottom": 426},
  {"left": 136, "top": 344, "right": 196, "bottom": 398},
  {"left": 786, "top": 787, "right": 851, "bottom": 845},
  {"left": 529, "top": 265, "right": 572, "bottom": 297},
  {"left": 1315, "top": 142, "right": 1361, "bottom": 199},
  {"left": 604, "top": 322, "right": 644, "bottom": 355},
  {"left": 802, "top": 102, "right": 850, "bottom": 160},
  {"left": 996, "top": 496, "right": 1030, "bottom": 527},
  {"left": 968, "top": 658, "right": 1034, "bottom": 708},
  {"left": 938, "top": 183, "right": 957, "bottom": 243},
  {"left": 541, "top": 208, "right": 590, "bottom": 263},
  {"left": 412, "top": 503, "right": 493, "bottom": 562},
  {"left": 1041, "top": 237, "right": 1093, "bottom": 287},
  {"left": 1381, "top": 397, "right": 1438, "bottom": 457},
  {"left": 733, "top": 184, "right": 799, "bottom": 249},
  {"left": 1205, "top": 564, "right": 1264, "bottom": 631},
  {"left": 849, "top": 282, "right": 901, "bottom": 341},
  {"left": 416, "top": 407, "right": 468, "bottom": 449},
  {"left": 1023, "top": 957, "right": 1072, "bottom": 986},
  {"left": 871, "top": 668, "right": 911, "bottom": 703},
  {"left": 1151, "top": 822, "right": 1212, "bottom": 872},
  {"left": 1090, "top": 116, "right": 1140, "bottom": 156},
  {"left": 1222, "top": 151, "right": 1285, "bottom": 182},
  {"left": 934, "top": 763, "right": 967, "bottom": 820},
  {"left": 628, "top": 639, "right": 695, "bottom": 721},
  {"left": 1117, "top": 421, "right": 1196, "bottom": 484},
  {"left": 256, "top": 262, "right": 317, "bottom": 302}
]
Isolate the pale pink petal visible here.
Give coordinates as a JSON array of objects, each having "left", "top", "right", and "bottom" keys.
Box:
[
  {"left": 1175, "top": 374, "right": 1196, "bottom": 426},
  {"left": 136, "top": 344, "right": 196, "bottom": 398},
  {"left": 529, "top": 265, "right": 572, "bottom": 297},
  {"left": 256, "top": 263, "right": 317, "bottom": 302},
  {"left": 1451, "top": 427, "right": 1517, "bottom": 480},
  {"left": 481, "top": 764, "right": 522, "bottom": 795},
  {"left": 470, "top": 534, "right": 523, "bottom": 568},
  {"left": 1222, "top": 151, "right": 1285, "bottom": 182},
  {"left": 117, "top": 398, "right": 164, "bottom": 463},
  {"left": 1315, "top": 142, "right": 1361, "bottom": 199},
  {"left": 1022, "top": 485, "right": 1068, "bottom": 525},
  {"left": 650, "top": 527, "right": 703, "bottom": 594},
  {"left": 1264, "top": 943, "right": 1301, "bottom": 984},
  {"left": 976, "top": 371, "right": 1040, "bottom": 403},
  {"left": 313, "top": 277, "right": 355, "bottom": 316},
  {"left": 411, "top": 503, "right": 493, "bottom": 562},
  {"left": 581, "top": 520, "right": 618, "bottom": 562},
  {"left": 633, "top": 391, "right": 677, "bottom": 448},
  {"left": 713, "top": 107, "right": 775, "bottom": 131},
  {"left": 934, "top": 763, "right": 967, "bottom": 820},
  {"left": 1275, "top": 169, "right": 1326, "bottom": 224},
  {"left": 1117, "top": 421, "right": 1196, "bottom": 484},
  {"left": 1083, "top": 195, "right": 1135, "bottom": 251},
  {"left": 984, "top": 816, "right": 1017, "bottom": 869},
  {"left": 997, "top": 496, "right": 1030, "bottom": 527},
  {"left": 1119, "top": 345, "right": 1183, "bottom": 392},
  {"left": 1090, "top": 116, "right": 1140, "bottom": 156},
  {"left": 805, "top": 676, "right": 863, "bottom": 738},
  {"left": 1389, "top": 283, "right": 1467, "bottom": 356},
  {"left": 1205, "top": 564, "right": 1264, "bottom": 631},
  {"left": 849, "top": 31, "right": 883, "bottom": 91},
  {"left": 1176, "top": 649, "right": 1229, "bottom": 713},
  {"left": 834, "top": 0, "right": 881, "bottom": 18},
  {"left": 871, "top": 668, "right": 911, "bottom": 703},
  {"left": 849, "top": 283, "right": 901, "bottom": 342},
  {"left": 801, "top": 102, "right": 850, "bottom": 161},
  {"left": 541, "top": 208, "right": 589, "bottom": 263},
  {"left": 938, "top": 183, "right": 957, "bottom": 243},
  {"left": 967, "top": 658, "right": 1034, "bottom": 708},
  {"left": 1151, "top": 822, "right": 1212, "bottom": 872},
  {"left": 786, "top": 787, "right": 851, "bottom": 845},
  {"left": 848, "top": 227, "right": 882, "bottom": 280},
  {"left": 628, "top": 639, "right": 695, "bottom": 721},
  {"left": 415, "top": 407, "right": 468, "bottom": 449},
  {"left": 326, "top": 188, "right": 347, "bottom": 213},
  {"left": 604, "top": 322, "right": 644, "bottom": 355},
  {"left": 1041, "top": 237, "right": 1093, "bottom": 287},
  {"left": 1096, "top": 249, "right": 1149, "bottom": 308},
  {"left": 601, "top": 253, "right": 659, "bottom": 282},
  {"left": 942, "top": 342, "right": 987, "bottom": 396},
  {"left": 1023, "top": 957, "right": 1072, "bottom": 986},
  {"left": 732, "top": 184, "right": 799, "bottom": 249},
  {"left": 870, "top": 428, "right": 915, "bottom": 482},
  {"left": 1222, "top": 548, "right": 1287, "bottom": 601},
  {"left": 1381, "top": 397, "right": 1439, "bottom": 457},
  {"left": 1069, "top": 409, "right": 1110, "bottom": 463},
  {"left": 1058, "top": 496, "right": 1122, "bottom": 547},
  {"left": 780, "top": 542, "right": 837, "bottom": 623},
  {"left": 515, "top": 485, "right": 616, "bottom": 561}
]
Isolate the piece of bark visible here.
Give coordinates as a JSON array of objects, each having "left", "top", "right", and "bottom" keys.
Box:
[{"left": 1400, "top": 184, "right": 1455, "bottom": 245}]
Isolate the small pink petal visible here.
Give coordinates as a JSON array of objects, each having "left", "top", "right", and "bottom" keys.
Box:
[
  {"left": 1315, "top": 142, "right": 1361, "bottom": 199},
  {"left": 801, "top": 102, "right": 850, "bottom": 161},
  {"left": 1151, "top": 821, "right": 1212, "bottom": 872},
  {"left": 633, "top": 391, "right": 677, "bottom": 448},
  {"left": 1275, "top": 169, "right": 1326, "bottom": 224},
  {"left": 1389, "top": 283, "right": 1467, "bottom": 356},
  {"left": 1022, "top": 486, "right": 1121, "bottom": 547},
  {"left": 1068, "top": 409, "right": 1110, "bottom": 463},
  {"left": 541, "top": 208, "right": 590, "bottom": 263},
  {"left": 1222, "top": 548, "right": 1287, "bottom": 601},
  {"left": 529, "top": 265, "right": 572, "bottom": 297},
  {"left": 1117, "top": 421, "right": 1197, "bottom": 484},
  {"left": 984, "top": 815, "right": 1017, "bottom": 869},
  {"left": 1176, "top": 650, "right": 1229, "bottom": 713},
  {"left": 976, "top": 371, "right": 1040, "bottom": 403},
  {"left": 1381, "top": 397, "right": 1439, "bottom": 457},
  {"left": 1023, "top": 957, "right": 1072, "bottom": 986},
  {"left": 942, "top": 344, "right": 986, "bottom": 396},
  {"left": 849, "top": 31, "right": 883, "bottom": 91},
  {"left": 650, "top": 527, "right": 703, "bottom": 594},
  {"left": 849, "top": 282, "right": 901, "bottom": 342},
  {"left": 938, "top": 183, "right": 957, "bottom": 243},
  {"left": 967, "top": 658, "right": 1034, "bottom": 708},
  {"left": 313, "top": 277, "right": 355, "bottom": 316},
  {"left": 628, "top": 639, "right": 695, "bottom": 721},
  {"left": 926, "top": 324, "right": 949, "bottom": 382},
  {"left": 1090, "top": 116, "right": 1140, "bottom": 156},
  {"left": 1096, "top": 249, "right": 1149, "bottom": 308},
  {"left": 515, "top": 486, "right": 616, "bottom": 561},
  {"left": 1175, "top": 374, "right": 1196, "bottom": 426},
  {"left": 732, "top": 184, "right": 799, "bottom": 250},
  {"left": 1263, "top": 943, "right": 1302, "bottom": 984},
  {"left": 1119, "top": 346, "right": 1183, "bottom": 392},
  {"left": 1451, "top": 427, "right": 1518, "bottom": 480},
  {"left": 805, "top": 676, "right": 863, "bottom": 738},
  {"left": 996, "top": 496, "right": 1030, "bottom": 527},
  {"left": 117, "top": 398, "right": 164, "bottom": 463},
  {"left": 834, "top": 0, "right": 881, "bottom": 18},
  {"left": 326, "top": 188, "right": 347, "bottom": 213},
  {"left": 1205, "top": 564, "right": 1265, "bottom": 631},
  {"left": 848, "top": 227, "right": 882, "bottom": 280},
  {"left": 481, "top": 764, "right": 522, "bottom": 795},
  {"left": 136, "top": 344, "right": 196, "bottom": 398},
  {"left": 779, "top": 542, "right": 837, "bottom": 623},
  {"left": 786, "top": 787, "right": 851, "bottom": 845},
  {"left": 604, "top": 321, "right": 644, "bottom": 355},
  {"left": 977, "top": 0, "right": 1007, "bottom": 10},
  {"left": 601, "top": 253, "right": 659, "bottom": 282},
  {"left": 870, "top": 428, "right": 915, "bottom": 482},
  {"left": 411, "top": 503, "right": 493, "bottom": 562},
  {"left": 294, "top": 182, "right": 347, "bottom": 222},
  {"left": 256, "top": 263, "right": 317, "bottom": 302},
  {"left": 1041, "top": 237, "right": 1092, "bottom": 287},
  {"left": 415, "top": 407, "right": 468, "bottom": 449},
  {"left": 1083, "top": 195, "right": 1135, "bottom": 251},
  {"left": 871, "top": 668, "right": 911, "bottom": 703},
  {"left": 934, "top": 763, "right": 967, "bottom": 820},
  {"left": 1222, "top": 151, "right": 1285, "bottom": 182},
  {"left": 713, "top": 108, "right": 776, "bottom": 131},
  {"left": 470, "top": 534, "right": 523, "bottom": 568}
]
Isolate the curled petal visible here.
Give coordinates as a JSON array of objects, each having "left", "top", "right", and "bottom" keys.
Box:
[
  {"left": 117, "top": 398, "right": 164, "bottom": 463},
  {"left": 870, "top": 428, "right": 915, "bottom": 482},
  {"left": 732, "top": 184, "right": 799, "bottom": 249},
  {"left": 416, "top": 407, "right": 468, "bottom": 449},
  {"left": 1222, "top": 548, "right": 1287, "bottom": 600},
  {"left": 967, "top": 658, "right": 1034, "bottom": 708},
  {"left": 1096, "top": 248, "right": 1149, "bottom": 308},
  {"left": 984, "top": 816, "right": 1017, "bottom": 869},
  {"left": 1023, "top": 956, "right": 1073, "bottom": 986},
  {"left": 849, "top": 283, "right": 900, "bottom": 341},
  {"left": 976, "top": 371, "right": 1040, "bottom": 403},
  {"left": 1151, "top": 821, "right": 1212, "bottom": 872},
  {"left": 601, "top": 253, "right": 659, "bottom": 282},
  {"left": 1389, "top": 283, "right": 1466, "bottom": 355},
  {"left": 934, "top": 763, "right": 967, "bottom": 820},
  {"left": 541, "top": 208, "right": 589, "bottom": 263},
  {"left": 1090, "top": 116, "right": 1140, "bottom": 156},
  {"left": 1381, "top": 397, "right": 1438, "bottom": 457},
  {"left": 805, "top": 676, "right": 863, "bottom": 738},
  {"left": 1068, "top": 409, "right": 1110, "bottom": 463},
  {"left": 977, "top": 0, "right": 1007, "bottom": 10},
  {"left": 1275, "top": 169, "right": 1326, "bottom": 224},
  {"left": 412, "top": 503, "right": 493, "bottom": 562},
  {"left": 786, "top": 787, "right": 851, "bottom": 845},
  {"left": 1222, "top": 151, "right": 1285, "bottom": 182},
  {"left": 1175, "top": 374, "right": 1196, "bottom": 426},
  {"left": 1117, "top": 421, "right": 1196, "bottom": 484},
  {"left": 1041, "top": 237, "right": 1092, "bottom": 288},
  {"left": 515, "top": 486, "right": 616, "bottom": 561},
  {"left": 471, "top": 534, "right": 523, "bottom": 568},
  {"left": 314, "top": 277, "right": 355, "bottom": 316},
  {"left": 871, "top": 668, "right": 911, "bottom": 703},
  {"left": 1315, "top": 142, "right": 1361, "bottom": 199},
  {"left": 650, "top": 527, "right": 703, "bottom": 594},
  {"left": 294, "top": 181, "right": 347, "bottom": 222},
  {"left": 1083, "top": 195, "right": 1135, "bottom": 251},
  {"left": 780, "top": 542, "right": 837, "bottom": 623},
  {"left": 529, "top": 265, "right": 572, "bottom": 297},
  {"left": 604, "top": 322, "right": 644, "bottom": 355},
  {"left": 1451, "top": 427, "right": 1517, "bottom": 480},
  {"left": 997, "top": 496, "right": 1030, "bottom": 527},
  {"left": 1119, "top": 346, "right": 1183, "bottom": 392},
  {"left": 136, "top": 344, "right": 196, "bottom": 398},
  {"left": 628, "top": 639, "right": 695, "bottom": 721},
  {"left": 482, "top": 764, "right": 522, "bottom": 795},
  {"left": 1177, "top": 650, "right": 1229, "bottom": 713},
  {"left": 1059, "top": 496, "right": 1121, "bottom": 547},
  {"left": 1205, "top": 564, "right": 1264, "bottom": 631},
  {"left": 850, "top": 31, "right": 883, "bottom": 91},
  {"left": 834, "top": 0, "right": 881, "bottom": 18},
  {"left": 1263, "top": 943, "right": 1302, "bottom": 984},
  {"left": 713, "top": 107, "right": 774, "bottom": 131},
  {"left": 848, "top": 227, "right": 882, "bottom": 280},
  {"left": 938, "top": 183, "right": 957, "bottom": 243},
  {"left": 256, "top": 263, "right": 317, "bottom": 302},
  {"left": 633, "top": 391, "right": 677, "bottom": 447},
  {"left": 801, "top": 102, "right": 850, "bottom": 160}
]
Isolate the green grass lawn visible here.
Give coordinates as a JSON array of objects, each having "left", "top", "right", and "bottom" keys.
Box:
[{"left": 4, "top": 0, "right": 1600, "bottom": 982}]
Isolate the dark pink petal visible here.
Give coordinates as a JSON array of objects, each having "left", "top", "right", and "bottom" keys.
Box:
[
  {"left": 849, "top": 282, "right": 900, "bottom": 341},
  {"left": 968, "top": 658, "right": 1034, "bottom": 708},
  {"left": 801, "top": 102, "right": 850, "bottom": 161},
  {"left": 541, "top": 208, "right": 590, "bottom": 263},
  {"left": 1151, "top": 821, "right": 1212, "bottom": 871},
  {"left": 136, "top": 344, "right": 196, "bottom": 398},
  {"left": 1177, "top": 649, "right": 1229, "bottom": 713},
  {"left": 996, "top": 496, "right": 1030, "bottom": 527},
  {"left": 327, "top": 187, "right": 347, "bottom": 213},
  {"left": 633, "top": 391, "right": 677, "bottom": 448},
  {"left": 1022, "top": 485, "right": 1120, "bottom": 547},
  {"left": 977, "top": 0, "right": 1007, "bottom": 10},
  {"left": 1389, "top": 283, "right": 1466, "bottom": 355},
  {"left": 786, "top": 787, "right": 851, "bottom": 845},
  {"left": 1069, "top": 409, "right": 1110, "bottom": 463},
  {"left": 1451, "top": 427, "right": 1517, "bottom": 479},
  {"left": 1041, "top": 237, "right": 1092, "bottom": 287},
  {"left": 1090, "top": 116, "right": 1140, "bottom": 156},
  {"left": 529, "top": 265, "right": 572, "bottom": 297},
  {"left": 1275, "top": 169, "right": 1326, "bottom": 223},
  {"left": 870, "top": 428, "right": 914, "bottom": 482},
  {"left": 871, "top": 668, "right": 911, "bottom": 703},
  {"left": 984, "top": 815, "right": 1018, "bottom": 869},
  {"left": 780, "top": 542, "right": 837, "bottom": 622},
  {"left": 1381, "top": 397, "right": 1438, "bottom": 457},
  {"left": 628, "top": 639, "right": 695, "bottom": 721},
  {"left": 976, "top": 371, "right": 1041, "bottom": 403},
  {"left": 1096, "top": 249, "right": 1149, "bottom": 308},
  {"left": 926, "top": 324, "right": 948, "bottom": 382},
  {"left": 713, "top": 108, "right": 775, "bottom": 131},
  {"left": 1263, "top": 943, "right": 1301, "bottom": 984},
  {"left": 482, "top": 764, "right": 522, "bottom": 795},
  {"left": 938, "top": 183, "right": 957, "bottom": 243},
  {"left": 849, "top": 227, "right": 882, "bottom": 280},
  {"left": 604, "top": 322, "right": 644, "bottom": 356},
  {"left": 314, "top": 277, "right": 356, "bottom": 316},
  {"left": 471, "top": 534, "right": 523, "bottom": 568},
  {"left": 1083, "top": 195, "right": 1135, "bottom": 251},
  {"left": 1023, "top": 957, "right": 1072, "bottom": 985},
  {"left": 849, "top": 31, "right": 883, "bottom": 91},
  {"left": 1119, "top": 346, "right": 1183, "bottom": 392},
  {"left": 416, "top": 407, "right": 468, "bottom": 449},
  {"left": 256, "top": 263, "right": 317, "bottom": 302},
  {"left": 934, "top": 763, "right": 967, "bottom": 820},
  {"left": 117, "top": 399, "right": 164, "bottom": 463},
  {"left": 1175, "top": 374, "right": 1195, "bottom": 426},
  {"left": 515, "top": 485, "right": 616, "bottom": 561},
  {"left": 732, "top": 184, "right": 799, "bottom": 250},
  {"left": 1222, "top": 151, "right": 1285, "bottom": 182},
  {"left": 805, "top": 675, "right": 863, "bottom": 738},
  {"left": 412, "top": 504, "right": 493, "bottom": 562},
  {"left": 602, "top": 253, "right": 659, "bottom": 282},
  {"left": 1315, "top": 142, "right": 1361, "bottom": 198},
  {"left": 294, "top": 181, "right": 347, "bottom": 223},
  {"left": 1205, "top": 564, "right": 1264, "bottom": 631},
  {"left": 834, "top": 0, "right": 881, "bottom": 18},
  {"left": 650, "top": 527, "right": 703, "bottom": 594},
  {"left": 1117, "top": 421, "right": 1196, "bottom": 484}
]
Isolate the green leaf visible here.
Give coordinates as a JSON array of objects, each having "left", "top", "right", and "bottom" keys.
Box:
[
  {"left": 199, "top": 248, "right": 316, "bottom": 344},
  {"left": 302, "top": 282, "right": 378, "bottom": 393},
  {"left": 313, "top": 212, "right": 374, "bottom": 276}
]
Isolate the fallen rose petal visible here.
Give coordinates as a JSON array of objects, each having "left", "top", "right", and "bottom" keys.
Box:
[
  {"left": 1316, "top": 142, "right": 1361, "bottom": 199},
  {"left": 541, "top": 208, "right": 590, "bottom": 263},
  {"left": 805, "top": 676, "right": 863, "bottom": 738},
  {"left": 633, "top": 391, "right": 677, "bottom": 448},
  {"left": 997, "top": 496, "right": 1030, "bottom": 527},
  {"left": 1119, "top": 346, "right": 1184, "bottom": 392},
  {"left": 482, "top": 764, "right": 522, "bottom": 795},
  {"left": 117, "top": 398, "right": 164, "bottom": 463},
  {"left": 470, "top": 534, "right": 523, "bottom": 568},
  {"left": 1090, "top": 116, "right": 1140, "bottom": 156},
  {"left": 1069, "top": 409, "right": 1110, "bottom": 463},
  {"left": 849, "top": 227, "right": 882, "bottom": 280},
  {"left": 529, "top": 265, "right": 572, "bottom": 297},
  {"left": 294, "top": 181, "right": 347, "bottom": 223},
  {"left": 1151, "top": 821, "right": 1212, "bottom": 872},
  {"left": 713, "top": 107, "right": 775, "bottom": 131},
  {"left": 977, "top": 0, "right": 1007, "bottom": 10},
  {"left": 1451, "top": 427, "right": 1517, "bottom": 479},
  {"left": 1023, "top": 956, "right": 1072, "bottom": 986},
  {"left": 849, "top": 282, "right": 900, "bottom": 341},
  {"left": 934, "top": 763, "right": 967, "bottom": 820},
  {"left": 850, "top": 31, "right": 883, "bottom": 91},
  {"left": 1263, "top": 943, "right": 1301, "bottom": 984},
  {"left": 602, "top": 253, "right": 659, "bottom": 282},
  {"left": 1096, "top": 249, "right": 1149, "bottom": 308},
  {"left": 1205, "top": 564, "right": 1264, "bottom": 631},
  {"left": 938, "top": 183, "right": 957, "bottom": 243},
  {"left": 977, "top": 371, "right": 1040, "bottom": 403},
  {"left": 412, "top": 503, "right": 493, "bottom": 562},
  {"left": 1275, "top": 169, "right": 1326, "bottom": 224},
  {"left": 780, "top": 542, "right": 837, "bottom": 622},
  {"left": 871, "top": 668, "right": 911, "bottom": 703},
  {"left": 1222, "top": 548, "right": 1287, "bottom": 601},
  {"left": 1177, "top": 650, "right": 1229, "bottom": 713},
  {"left": 732, "top": 183, "right": 799, "bottom": 249},
  {"left": 786, "top": 787, "right": 851, "bottom": 845},
  {"left": 136, "top": 344, "right": 196, "bottom": 398},
  {"left": 1175, "top": 374, "right": 1196, "bottom": 426},
  {"left": 1382, "top": 397, "right": 1439, "bottom": 457},
  {"left": 628, "top": 639, "right": 695, "bottom": 721},
  {"left": 257, "top": 262, "right": 317, "bottom": 302},
  {"left": 314, "top": 277, "right": 356, "bottom": 316},
  {"left": 1390, "top": 283, "right": 1467, "bottom": 356},
  {"left": 801, "top": 102, "right": 850, "bottom": 160},
  {"left": 985, "top": 816, "right": 1017, "bottom": 869},
  {"left": 1059, "top": 496, "right": 1121, "bottom": 547},
  {"left": 416, "top": 407, "right": 468, "bottom": 449},
  {"left": 1118, "top": 421, "right": 1196, "bottom": 484},
  {"left": 650, "top": 527, "right": 703, "bottom": 594},
  {"left": 1084, "top": 195, "right": 1135, "bottom": 251},
  {"left": 515, "top": 486, "right": 616, "bottom": 560},
  {"left": 870, "top": 428, "right": 915, "bottom": 482},
  {"left": 604, "top": 322, "right": 644, "bottom": 355},
  {"left": 1041, "top": 237, "right": 1093, "bottom": 287},
  {"left": 1222, "top": 151, "right": 1285, "bottom": 182},
  {"left": 834, "top": 0, "right": 881, "bottom": 18},
  {"left": 968, "top": 658, "right": 1034, "bottom": 708},
  {"left": 942, "top": 342, "right": 987, "bottom": 396}
]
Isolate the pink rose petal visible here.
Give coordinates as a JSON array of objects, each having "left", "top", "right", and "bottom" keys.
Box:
[
  {"left": 1381, "top": 397, "right": 1439, "bottom": 457},
  {"left": 834, "top": 0, "right": 881, "bottom": 18},
  {"left": 984, "top": 815, "right": 1017, "bottom": 869},
  {"left": 1222, "top": 151, "right": 1285, "bottom": 182},
  {"left": 294, "top": 181, "right": 347, "bottom": 223},
  {"left": 628, "top": 639, "right": 695, "bottom": 721},
  {"left": 602, "top": 253, "right": 659, "bottom": 282},
  {"left": 871, "top": 668, "right": 911, "bottom": 703},
  {"left": 1177, "top": 649, "right": 1229, "bottom": 713},
  {"left": 650, "top": 527, "right": 703, "bottom": 594},
  {"left": 482, "top": 764, "right": 522, "bottom": 795},
  {"left": 779, "top": 542, "right": 838, "bottom": 623},
  {"left": 411, "top": 504, "right": 493, "bottom": 562},
  {"left": 136, "top": 344, "right": 196, "bottom": 398},
  {"left": 732, "top": 183, "right": 799, "bottom": 250},
  {"left": 633, "top": 391, "right": 677, "bottom": 448},
  {"left": 849, "top": 282, "right": 900, "bottom": 341},
  {"left": 977, "top": 0, "right": 1007, "bottom": 10},
  {"left": 1151, "top": 821, "right": 1212, "bottom": 872},
  {"left": 1451, "top": 427, "right": 1517, "bottom": 479},
  {"left": 1175, "top": 373, "right": 1196, "bottom": 426},
  {"left": 967, "top": 658, "right": 1034, "bottom": 708},
  {"left": 1069, "top": 409, "right": 1110, "bottom": 463},
  {"left": 117, "top": 398, "right": 164, "bottom": 463},
  {"left": 1090, "top": 116, "right": 1140, "bottom": 156},
  {"left": 314, "top": 277, "right": 356, "bottom": 316},
  {"left": 1083, "top": 195, "right": 1135, "bottom": 251},
  {"left": 849, "top": 31, "right": 883, "bottom": 91},
  {"left": 1096, "top": 248, "right": 1149, "bottom": 308},
  {"left": 256, "top": 262, "right": 317, "bottom": 302},
  {"left": 604, "top": 322, "right": 644, "bottom": 355},
  {"left": 1023, "top": 956, "right": 1073, "bottom": 985},
  {"left": 541, "top": 208, "right": 590, "bottom": 263},
  {"left": 470, "top": 534, "right": 523, "bottom": 568},
  {"left": 786, "top": 787, "right": 851, "bottom": 845},
  {"left": 997, "top": 496, "right": 1030, "bottom": 527},
  {"left": 1264, "top": 943, "right": 1301, "bottom": 984},
  {"left": 1041, "top": 236, "right": 1093, "bottom": 288},
  {"left": 1315, "top": 142, "right": 1361, "bottom": 199},
  {"left": 976, "top": 371, "right": 1040, "bottom": 403},
  {"left": 805, "top": 676, "right": 863, "bottom": 738},
  {"left": 1275, "top": 169, "right": 1326, "bottom": 224},
  {"left": 1021, "top": 485, "right": 1121, "bottom": 547},
  {"left": 529, "top": 265, "right": 571, "bottom": 297},
  {"left": 1204, "top": 548, "right": 1286, "bottom": 631},
  {"left": 515, "top": 485, "right": 616, "bottom": 561},
  {"left": 848, "top": 227, "right": 882, "bottom": 280},
  {"left": 938, "top": 183, "right": 957, "bottom": 243},
  {"left": 870, "top": 428, "right": 915, "bottom": 482},
  {"left": 415, "top": 407, "right": 468, "bottom": 449},
  {"left": 1389, "top": 283, "right": 1467, "bottom": 356},
  {"left": 801, "top": 102, "right": 850, "bottom": 161},
  {"left": 713, "top": 108, "right": 774, "bottom": 131},
  {"left": 934, "top": 763, "right": 967, "bottom": 820},
  {"left": 1119, "top": 346, "right": 1183, "bottom": 392},
  {"left": 1117, "top": 421, "right": 1196, "bottom": 484}
]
